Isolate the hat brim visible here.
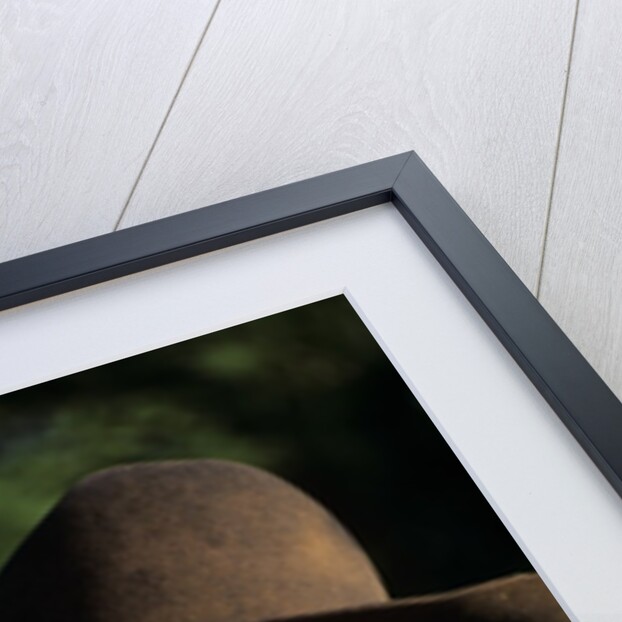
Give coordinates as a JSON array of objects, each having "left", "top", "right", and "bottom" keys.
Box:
[{"left": 266, "top": 573, "right": 568, "bottom": 622}]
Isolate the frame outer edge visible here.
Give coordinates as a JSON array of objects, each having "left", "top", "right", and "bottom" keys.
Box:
[
  {"left": 0, "top": 152, "right": 411, "bottom": 312},
  {"left": 392, "top": 151, "right": 622, "bottom": 499}
]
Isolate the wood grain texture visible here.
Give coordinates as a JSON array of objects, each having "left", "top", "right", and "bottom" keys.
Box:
[
  {"left": 539, "top": 1, "right": 622, "bottom": 400},
  {"left": 119, "top": 0, "right": 576, "bottom": 291},
  {"left": 0, "top": 0, "right": 218, "bottom": 262}
]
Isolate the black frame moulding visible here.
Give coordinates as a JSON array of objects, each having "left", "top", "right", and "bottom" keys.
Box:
[{"left": 1, "top": 150, "right": 621, "bottom": 500}]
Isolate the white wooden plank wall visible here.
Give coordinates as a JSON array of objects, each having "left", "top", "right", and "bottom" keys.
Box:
[
  {"left": 0, "top": 0, "right": 219, "bottom": 261},
  {"left": 2, "top": 2, "right": 621, "bottom": 398},
  {"left": 539, "top": 0, "right": 622, "bottom": 400},
  {"left": 118, "top": 0, "right": 575, "bottom": 292}
]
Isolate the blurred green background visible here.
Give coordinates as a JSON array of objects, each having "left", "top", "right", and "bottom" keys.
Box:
[{"left": 0, "top": 295, "right": 530, "bottom": 596}]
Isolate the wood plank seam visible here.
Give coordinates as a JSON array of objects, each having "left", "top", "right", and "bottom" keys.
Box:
[
  {"left": 535, "top": 0, "right": 581, "bottom": 299},
  {"left": 112, "top": 0, "right": 225, "bottom": 232}
]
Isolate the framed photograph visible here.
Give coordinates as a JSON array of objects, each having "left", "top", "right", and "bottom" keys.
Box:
[{"left": 1, "top": 151, "right": 620, "bottom": 620}]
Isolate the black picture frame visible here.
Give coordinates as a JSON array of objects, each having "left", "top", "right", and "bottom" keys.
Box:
[{"left": 1, "top": 150, "right": 621, "bottom": 501}]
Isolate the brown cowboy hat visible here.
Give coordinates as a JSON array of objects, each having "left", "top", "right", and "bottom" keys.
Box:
[{"left": 0, "top": 459, "right": 568, "bottom": 622}]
